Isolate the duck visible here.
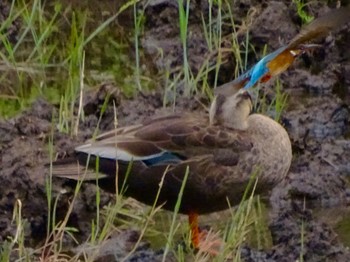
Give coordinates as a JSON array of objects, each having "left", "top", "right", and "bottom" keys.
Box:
[{"left": 51, "top": 89, "right": 292, "bottom": 251}]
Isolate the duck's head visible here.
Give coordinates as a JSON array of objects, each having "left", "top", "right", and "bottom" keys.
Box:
[{"left": 209, "top": 89, "right": 252, "bottom": 130}]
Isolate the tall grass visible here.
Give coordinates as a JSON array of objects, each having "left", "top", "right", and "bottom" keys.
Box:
[
  {"left": 178, "top": 0, "right": 192, "bottom": 95},
  {"left": 162, "top": 167, "right": 189, "bottom": 261},
  {"left": 0, "top": 0, "right": 144, "bottom": 120},
  {"left": 254, "top": 78, "right": 288, "bottom": 123},
  {"left": 176, "top": 0, "right": 254, "bottom": 100},
  {"left": 0, "top": 0, "right": 62, "bottom": 117},
  {"left": 58, "top": 11, "right": 86, "bottom": 134}
]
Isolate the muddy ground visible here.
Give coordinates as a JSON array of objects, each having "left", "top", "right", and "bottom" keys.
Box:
[{"left": 1, "top": 0, "right": 350, "bottom": 261}]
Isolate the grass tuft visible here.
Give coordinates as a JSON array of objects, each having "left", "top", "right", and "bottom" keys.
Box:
[{"left": 293, "top": 0, "right": 314, "bottom": 24}]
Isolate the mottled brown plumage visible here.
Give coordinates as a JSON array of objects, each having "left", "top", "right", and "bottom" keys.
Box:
[{"left": 52, "top": 90, "right": 292, "bottom": 215}]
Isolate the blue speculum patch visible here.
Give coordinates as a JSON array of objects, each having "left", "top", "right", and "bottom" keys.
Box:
[{"left": 142, "top": 151, "right": 185, "bottom": 166}]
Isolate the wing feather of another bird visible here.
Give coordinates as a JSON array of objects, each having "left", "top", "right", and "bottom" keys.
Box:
[
  {"left": 214, "top": 70, "right": 251, "bottom": 96},
  {"left": 288, "top": 7, "right": 350, "bottom": 49}
]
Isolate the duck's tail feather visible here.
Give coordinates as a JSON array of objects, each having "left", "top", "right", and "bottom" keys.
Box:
[{"left": 47, "top": 158, "right": 108, "bottom": 181}]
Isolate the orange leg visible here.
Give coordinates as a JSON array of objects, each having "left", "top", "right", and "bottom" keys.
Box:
[
  {"left": 188, "top": 212, "right": 223, "bottom": 255},
  {"left": 188, "top": 211, "right": 200, "bottom": 248}
]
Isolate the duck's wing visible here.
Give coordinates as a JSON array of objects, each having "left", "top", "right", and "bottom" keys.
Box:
[
  {"left": 51, "top": 114, "right": 254, "bottom": 190},
  {"left": 167, "top": 152, "right": 258, "bottom": 199},
  {"left": 75, "top": 114, "right": 252, "bottom": 165},
  {"left": 287, "top": 7, "right": 350, "bottom": 50},
  {"left": 50, "top": 115, "right": 186, "bottom": 180}
]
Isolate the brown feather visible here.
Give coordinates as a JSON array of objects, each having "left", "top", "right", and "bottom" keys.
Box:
[
  {"left": 288, "top": 7, "right": 350, "bottom": 49},
  {"left": 116, "top": 141, "right": 163, "bottom": 157}
]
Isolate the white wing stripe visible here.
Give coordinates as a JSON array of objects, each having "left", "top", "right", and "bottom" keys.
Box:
[{"left": 76, "top": 144, "right": 165, "bottom": 161}]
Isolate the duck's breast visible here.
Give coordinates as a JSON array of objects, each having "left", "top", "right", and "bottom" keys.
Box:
[{"left": 246, "top": 114, "right": 292, "bottom": 185}]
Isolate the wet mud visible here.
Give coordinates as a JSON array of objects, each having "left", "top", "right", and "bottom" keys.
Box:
[{"left": 1, "top": 0, "right": 350, "bottom": 261}]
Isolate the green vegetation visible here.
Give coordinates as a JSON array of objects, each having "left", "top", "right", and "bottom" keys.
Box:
[
  {"left": 0, "top": 0, "right": 147, "bottom": 121},
  {"left": 254, "top": 78, "right": 288, "bottom": 123},
  {"left": 293, "top": 0, "right": 314, "bottom": 24},
  {"left": 178, "top": 0, "right": 192, "bottom": 95}
]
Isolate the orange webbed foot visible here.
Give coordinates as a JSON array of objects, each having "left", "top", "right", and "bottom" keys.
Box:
[{"left": 188, "top": 212, "right": 224, "bottom": 255}]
